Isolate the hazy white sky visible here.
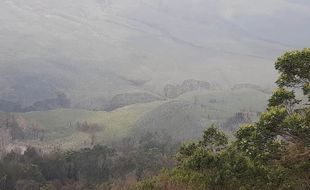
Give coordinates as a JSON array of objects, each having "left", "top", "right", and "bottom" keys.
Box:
[
  {"left": 214, "top": 0, "right": 309, "bottom": 18},
  {"left": 159, "top": 0, "right": 310, "bottom": 19}
]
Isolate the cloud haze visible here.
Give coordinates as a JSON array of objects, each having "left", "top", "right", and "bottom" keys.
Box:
[{"left": 0, "top": 0, "right": 309, "bottom": 104}]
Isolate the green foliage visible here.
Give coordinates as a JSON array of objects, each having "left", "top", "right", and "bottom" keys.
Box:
[
  {"left": 200, "top": 124, "right": 228, "bottom": 152},
  {"left": 15, "top": 87, "right": 270, "bottom": 150},
  {"left": 0, "top": 131, "right": 177, "bottom": 190},
  {"left": 275, "top": 48, "right": 310, "bottom": 88},
  {"left": 268, "top": 88, "right": 300, "bottom": 110},
  {"left": 236, "top": 48, "right": 310, "bottom": 162},
  {"left": 133, "top": 49, "right": 310, "bottom": 190},
  {"left": 303, "top": 82, "right": 310, "bottom": 101},
  {"left": 236, "top": 107, "right": 289, "bottom": 162}
]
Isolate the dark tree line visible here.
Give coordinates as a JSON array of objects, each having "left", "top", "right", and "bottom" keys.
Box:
[{"left": 0, "top": 132, "right": 178, "bottom": 190}]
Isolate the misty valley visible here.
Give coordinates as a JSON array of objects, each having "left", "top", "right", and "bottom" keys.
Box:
[{"left": 0, "top": 0, "right": 310, "bottom": 190}]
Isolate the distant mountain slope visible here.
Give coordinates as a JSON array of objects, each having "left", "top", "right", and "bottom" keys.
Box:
[
  {"left": 0, "top": 66, "right": 141, "bottom": 107},
  {"left": 0, "top": 100, "right": 22, "bottom": 112},
  {"left": 23, "top": 93, "right": 71, "bottom": 112},
  {"left": 1, "top": 0, "right": 309, "bottom": 104},
  {"left": 105, "top": 92, "right": 164, "bottom": 111}
]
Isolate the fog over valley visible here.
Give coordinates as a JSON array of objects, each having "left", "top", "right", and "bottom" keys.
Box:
[
  {"left": 1, "top": 0, "right": 309, "bottom": 107},
  {"left": 1, "top": 1, "right": 310, "bottom": 189}
]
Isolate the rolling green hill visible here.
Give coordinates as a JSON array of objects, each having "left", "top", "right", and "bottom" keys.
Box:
[
  {"left": 134, "top": 88, "right": 269, "bottom": 140},
  {"left": 16, "top": 101, "right": 163, "bottom": 149},
  {"left": 10, "top": 88, "right": 270, "bottom": 150}
]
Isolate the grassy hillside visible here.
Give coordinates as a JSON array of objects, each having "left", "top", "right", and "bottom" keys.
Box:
[
  {"left": 135, "top": 88, "right": 269, "bottom": 140},
  {"left": 17, "top": 101, "right": 163, "bottom": 149},
  {"left": 11, "top": 88, "right": 270, "bottom": 150}
]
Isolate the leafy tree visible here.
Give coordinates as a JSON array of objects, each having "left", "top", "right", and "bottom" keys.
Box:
[
  {"left": 200, "top": 124, "right": 228, "bottom": 152},
  {"left": 275, "top": 48, "right": 310, "bottom": 88},
  {"left": 237, "top": 49, "right": 310, "bottom": 158},
  {"left": 134, "top": 49, "right": 310, "bottom": 190}
]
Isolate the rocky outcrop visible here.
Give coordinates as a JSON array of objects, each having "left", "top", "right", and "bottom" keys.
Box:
[{"left": 164, "top": 79, "right": 211, "bottom": 98}]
